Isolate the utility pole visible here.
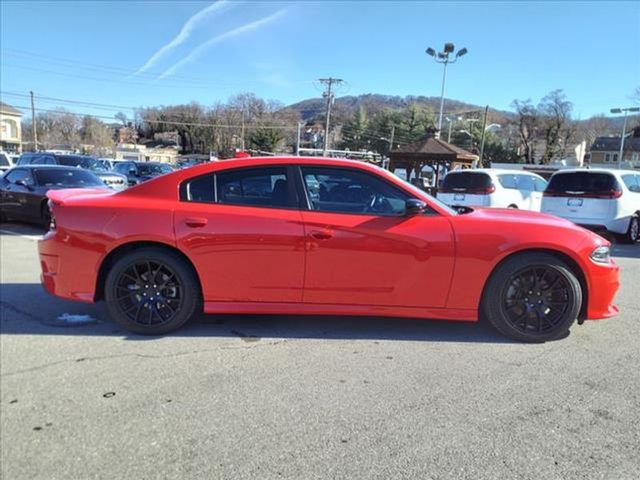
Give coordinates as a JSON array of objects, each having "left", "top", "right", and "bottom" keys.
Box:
[
  {"left": 479, "top": 105, "right": 489, "bottom": 167},
  {"left": 240, "top": 109, "right": 245, "bottom": 151},
  {"left": 295, "top": 122, "right": 302, "bottom": 156},
  {"left": 30, "top": 91, "right": 38, "bottom": 151},
  {"left": 388, "top": 125, "right": 395, "bottom": 152},
  {"left": 319, "top": 77, "right": 343, "bottom": 155}
]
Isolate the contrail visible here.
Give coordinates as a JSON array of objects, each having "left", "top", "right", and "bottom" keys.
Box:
[
  {"left": 133, "top": 0, "right": 232, "bottom": 75},
  {"left": 158, "top": 8, "right": 288, "bottom": 79}
]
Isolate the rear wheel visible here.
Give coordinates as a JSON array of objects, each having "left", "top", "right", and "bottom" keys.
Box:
[
  {"left": 621, "top": 215, "right": 639, "bottom": 244},
  {"left": 104, "top": 247, "right": 200, "bottom": 335},
  {"left": 481, "top": 253, "right": 582, "bottom": 342}
]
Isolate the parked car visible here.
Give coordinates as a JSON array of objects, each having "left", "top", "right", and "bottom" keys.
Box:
[
  {"left": 112, "top": 161, "right": 174, "bottom": 186},
  {"left": 0, "top": 152, "right": 13, "bottom": 173},
  {"left": 16, "top": 152, "right": 127, "bottom": 191},
  {"left": 0, "top": 165, "right": 108, "bottom": 226},
  {"left": 39, "top": 157, "right": 619, "bottom": 342},
  {"left": 438, "top": 169, "right": 548, "bottom": 211},
  {"left": 541, "top": 169, "right": 640, "bottom": 244}
]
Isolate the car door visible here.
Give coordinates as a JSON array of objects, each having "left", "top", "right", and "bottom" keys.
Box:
[
  {"left": 299, "top": 165, "right": 455, "bottom": 308},
  {"left": 1, "top": 168, "right": 38, "bottom": 221},
  {"left": 174, "top": 165, "right": 306, "bottom": 304}
]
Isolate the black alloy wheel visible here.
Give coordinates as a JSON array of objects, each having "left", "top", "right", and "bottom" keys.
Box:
[
  {"left": 481, "top": 253, "right": 582, "bottom": 342},
  {"left": 105, "top": 247, "right": 200, "bottom": 334}
]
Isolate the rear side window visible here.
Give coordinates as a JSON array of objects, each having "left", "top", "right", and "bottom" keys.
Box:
[
  {"left": 216, "top": 167, "right": 294, "bottom": 208},
  {"left": 533, "top": 177, "right": 548, "bottom": 192},
  {"left": 442, "top": 172, "right": 492, "bottom": 192},
  {"left": 622, "top": 174, "right": 640, "bottom": 193},
  {"left": 547, "top": 172, "right": 618, "bottom": 194},
  {"left": 4, "top": 169, "right": 34, "bottom": 185},
  {"left": 185, "top": 174, "right": 215, "bottom": 203},
  {"left": 498, "top": 174, "right": 518, "bottom": 190},
  {"left": 0, "top": 153, "right": 10, "bottom": 167}
]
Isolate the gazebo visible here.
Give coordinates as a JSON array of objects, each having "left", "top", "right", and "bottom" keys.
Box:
[{"left": 388, "top": 130, "right": 478, "bottom": 194}]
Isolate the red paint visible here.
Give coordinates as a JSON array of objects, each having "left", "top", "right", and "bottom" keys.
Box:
[{"left": 38, "top": 157, "right": 619, "bottom": 324}]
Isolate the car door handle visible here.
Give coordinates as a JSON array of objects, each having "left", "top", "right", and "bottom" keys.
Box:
[
  {"left": 310, "top": 230, "right": 333, "bottom": 240},
  {"left": 185, "top": 217, "right": 208, "bottom": 228}
]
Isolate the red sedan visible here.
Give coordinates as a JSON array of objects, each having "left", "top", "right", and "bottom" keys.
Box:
[{"left": 38, "top": 157, "right": 620, "bottom": 342}]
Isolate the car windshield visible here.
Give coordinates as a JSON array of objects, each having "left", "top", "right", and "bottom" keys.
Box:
[
  {"left": 57, "top": 156, "right": 107, "bottom": 172},
  {"left": 547, "top": 172, "right": 618, "bottom": 193},
  {"left": 442, "top": 172, "right": 492, "bottom": 191},
  {"left": 35, "top": 169, "right": 105, "bottom": 187},
  {"left": 378, "top": 167, "right": 458, "bottom": 215},
  {"left": 137, "top": 163, "right": 173, "bottom": 175}
]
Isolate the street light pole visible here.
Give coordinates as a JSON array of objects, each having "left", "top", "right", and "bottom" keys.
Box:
[
  {"left": 426, "top": 43, "right": 468, "bottom": 140},
  {"left": 611, "top": 107, "right": 640, "bottom": 169}
]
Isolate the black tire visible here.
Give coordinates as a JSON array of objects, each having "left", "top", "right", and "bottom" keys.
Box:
[
  {"left": 481, "top": 253, "right": 582, "bottom": 342},
  {"left": 507, "top": 204, "right": 518, "bottom": 209},
  {"left": 621, "top": 215, "right": 639, "bottom": 244},
  {"left": 0, "top": 207, "right": 7, "bottom": 223},
  {"left": 104, "top": 247, "right": 200, "bottom": 335},
  {"left": 41, "top": 202, "right": 51, "bottom": 229}
]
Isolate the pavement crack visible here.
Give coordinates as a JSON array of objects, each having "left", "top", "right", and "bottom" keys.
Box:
[{"left": 0, "top": 339, "right": 288, "bottom": 377}]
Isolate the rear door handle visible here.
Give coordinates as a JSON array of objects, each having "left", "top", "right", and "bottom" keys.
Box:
[
  {"left": 310, "top": 230, "right": 333, "bottom": 240},
  {"left": 185, "top": 217, "right": 207, "bottom": 228}
]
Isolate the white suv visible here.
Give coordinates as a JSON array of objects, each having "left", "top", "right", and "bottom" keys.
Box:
[
  {"left": 541, "top": 169, "right": 640, "bottom": 244},
  {"left": 438, "top": 169, "right": 548, "bottom": 211}
]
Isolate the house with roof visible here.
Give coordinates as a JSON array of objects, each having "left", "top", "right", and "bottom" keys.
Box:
[
  {"left": 589, "top": 125, "right": 640, "bottom": 168},
  {"left": 0, "top": 102, "right": 23, "bottom": 153}
]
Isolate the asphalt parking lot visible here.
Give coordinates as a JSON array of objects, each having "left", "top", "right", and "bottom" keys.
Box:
[{"left": 1, "top": 223, "right": 639, "bottom": 480}]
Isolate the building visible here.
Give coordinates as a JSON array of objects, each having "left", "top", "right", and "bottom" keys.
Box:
[
  {"left": 0, "top": 102, "right": 23, "bottom": 153},
  {"left": 114, "top": 143, "right": 179, "bottom": 164},
  {"left": 589, "top": 127, "right": 640, "bottom": 168}
]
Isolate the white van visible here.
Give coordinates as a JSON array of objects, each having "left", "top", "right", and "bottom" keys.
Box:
[
  {"left": 438, "top": 169, "right": 548, "bottom": 211},
  {"left": 541, "top": 169, "right": 640, "bottom": 244}
]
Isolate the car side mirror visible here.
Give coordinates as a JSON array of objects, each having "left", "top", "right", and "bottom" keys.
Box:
[
  {"left": 15, "top": 180, "right": 33, "bottom": 191},
  {"left": 405, "top": 198, "right": 426, "bottom": 216}
]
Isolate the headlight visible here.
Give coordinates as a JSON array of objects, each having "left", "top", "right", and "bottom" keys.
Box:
[{"left": 590, "top": 245, "right": 611, "bottom": 264}]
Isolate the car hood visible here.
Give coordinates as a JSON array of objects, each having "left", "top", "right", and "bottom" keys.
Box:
[{"left": 464, "top": 207, "right": 585, "bottom": 231}]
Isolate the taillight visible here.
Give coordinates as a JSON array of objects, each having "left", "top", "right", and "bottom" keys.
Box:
[{"left": 543, "top": 189, "right": 622, "bottom": 199}]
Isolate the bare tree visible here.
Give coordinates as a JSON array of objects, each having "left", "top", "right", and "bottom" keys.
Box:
[
  {"left": 538, "top": 90, "right": 573, "bottom": 164},
  {"left": 511, "top": 99, "right": 539, "bottom": 164}
]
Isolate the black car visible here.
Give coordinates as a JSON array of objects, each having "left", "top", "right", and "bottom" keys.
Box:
[
  {"left": 0, "top": 165, "right": 108, "bottom": 226},
  {"left": 17, "top": 152, "right": 127, "bottom": 190},
  {"left": 113, "top": 161, "right": 174, "bottom": 186}
]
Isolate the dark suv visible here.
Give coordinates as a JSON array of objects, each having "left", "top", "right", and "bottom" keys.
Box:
[
  {"left": 113, "top": 161, "right": 174, "bottom": 186},
  {"left": 17, "top": 152, "right": 127, "bottom": 190}
]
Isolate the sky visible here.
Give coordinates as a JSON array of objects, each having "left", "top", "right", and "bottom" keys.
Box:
[{"left": 1, "top": 0, "right": 639, "bottom": 122}]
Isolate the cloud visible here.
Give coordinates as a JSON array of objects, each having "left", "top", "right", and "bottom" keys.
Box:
[
  {"left": 158, "top": 8, "right": 288, "bottom": 79},
  {"left": 133, "top": 0, "right": 232, "bottom": 75}
]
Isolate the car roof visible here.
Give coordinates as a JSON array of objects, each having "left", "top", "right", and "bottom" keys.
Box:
[
  {"left": 549, "top": 168, "right": 638, "bottom": 176},
  {"left": 446, "top": 168, "right": 544, "bottom": 177},
  {"left": 10, "top": 164, "right": 91, "bottom": 171}
]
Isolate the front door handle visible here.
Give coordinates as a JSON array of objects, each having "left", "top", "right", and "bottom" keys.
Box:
[
  {"left": 310, "top": 230, "right": 333, "bottom": 240},
  {"left": 185, "top": 217, "right": 208, "bottom": 228}
]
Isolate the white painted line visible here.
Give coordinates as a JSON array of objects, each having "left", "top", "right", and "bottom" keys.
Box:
[{"left": 0, "top": 229, "right": 43, "bottom": 241}]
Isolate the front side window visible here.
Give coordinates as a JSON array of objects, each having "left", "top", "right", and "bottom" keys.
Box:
[
  {"left": 302, "top": 166, "right": 409, "bottom": 215},
  {"left": 215, "top": 167, "right": 293, "bottom": 208}
]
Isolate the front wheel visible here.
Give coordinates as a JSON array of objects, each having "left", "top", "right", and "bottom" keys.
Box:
[
  {"left": 481, "top": 253, "right": 582, "bottom": 342},
  {"left": 104, "top": 247, "right": 200, "bottom": 335}
]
